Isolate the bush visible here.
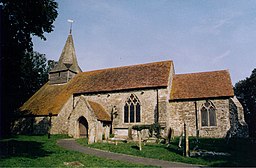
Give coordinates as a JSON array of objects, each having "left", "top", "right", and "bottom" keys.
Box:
[{"left": 132, "top": 123, "right": 161, "bottom": 138}]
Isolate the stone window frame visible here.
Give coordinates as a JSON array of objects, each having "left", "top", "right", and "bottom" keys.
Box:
[
  {"left": 124, "top": 94, "right": 141, "bottom": 123},
  {"left": 200, "top": 100, "right": 217, "bottom": 128}
]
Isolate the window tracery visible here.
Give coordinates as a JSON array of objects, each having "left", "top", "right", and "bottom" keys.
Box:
[
  {"left": 124, "top": 94, "right": 141, "bottom": 123},
  {"left": 201, "top": 100, "right": 216, "bottom": 127}
]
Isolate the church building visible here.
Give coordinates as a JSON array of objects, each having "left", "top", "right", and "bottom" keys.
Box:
[{"left": 14, "top": 33, "right": 248, "bottom": 143}]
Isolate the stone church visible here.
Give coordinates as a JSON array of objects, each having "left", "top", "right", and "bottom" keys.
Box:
[{"left": 15, "top": 33, "right": 248, "bottom": 143}]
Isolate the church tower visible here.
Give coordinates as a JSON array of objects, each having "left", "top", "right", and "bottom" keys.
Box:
[{"left": 49, "top": 32, "right": 81, "bottom": 84}]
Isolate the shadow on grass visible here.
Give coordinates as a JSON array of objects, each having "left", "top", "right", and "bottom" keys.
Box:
[
  {"left": 131, "top": 145, "right": 140, "bottom": 150},
  {"left": 164, "top": 145, "right": 183, "bottom": 155},
  {"left": 0, "top": 139, "right": 52, "bottom": 159},
  {"left": 166, "top": 137, "right": 256, "bottom": 166}
]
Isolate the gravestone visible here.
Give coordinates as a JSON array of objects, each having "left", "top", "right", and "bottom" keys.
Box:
[
  {"left": 138, "top": 131, "right": 142, "bottom": 151},
  {"left": 88, "top": 129, "right": 94, "bottom": 144},
  {"left": 104, "top": 126, "right": 110, "bottom": 140}
]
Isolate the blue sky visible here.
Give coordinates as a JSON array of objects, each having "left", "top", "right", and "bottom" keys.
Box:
[{"left": 32, "top": 0, "right": 256, "bottom": 84}]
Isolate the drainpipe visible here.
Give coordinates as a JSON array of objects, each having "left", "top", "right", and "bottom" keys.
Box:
[
  {"left": 156, "top": 89, "right": 159, "bottom": 123},
  {"left": 48, "top": 112, "right": 52, "bottom": 139},
  {"left": 194, "top": 101, "right": 199, "bottom": 140}
]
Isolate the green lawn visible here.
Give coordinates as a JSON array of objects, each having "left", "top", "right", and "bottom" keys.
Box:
[
  {"left": 77, "top": 137, "right": 256, "bottom": 167},
  {"left": 0, "top": 135, "right": 153, "bottom": 167}
]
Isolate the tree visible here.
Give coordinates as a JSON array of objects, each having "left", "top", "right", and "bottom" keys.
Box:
[
  {"left": 0, "top": 0, "right": 58, "bottom": 136},
  {"left": 234, "top": 68, "right": 256, "bottom": 137},
  {"left": 20, "top": 51, "right": 50, "bottom": 101},
  {"left": 1, "top": 0, "right": 58, "bottom": 51}
]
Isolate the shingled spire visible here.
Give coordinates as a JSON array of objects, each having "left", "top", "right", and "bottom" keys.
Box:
[{"left": 49, "top": 33, "right": 82, "bottom": 84}]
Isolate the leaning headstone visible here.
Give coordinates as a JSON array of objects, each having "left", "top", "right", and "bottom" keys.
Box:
[
  {"left": 184, "top": 123, "right": 189, "bottom": 157},
  {"left": 178, "top": 132, "right": 183, "bottom": 148},
  {"left": 167, "top": 127, "right": 174, "bottom": 144},
  {"left": 138, "top": 131, "right": 142, "bottom": 151},
  {"left": 97, "top": 130, "right": 102, "bottom": 142},
  {"left": 105, "top": 126, "right": 110, "bottom": 140},
  {"left": 88, "top": 130, "right": 94, "bottom": 144},
  {"left": 128, "top": 126, "right": 133, "bottom": 140}
]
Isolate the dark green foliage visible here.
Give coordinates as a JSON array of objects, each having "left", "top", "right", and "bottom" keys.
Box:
[
  {"left": 150, "top": 123, "right": 161, "bottom": 138},
  {"left": 1, "top": 0, "right": 58, "bottom": 50},
  {"left": 234, "top": 68, "right": 256, "bottom": 137},
  {"left": 0, "top": 0, "right": 58, "bottom": 136},
  {"left": 20, "top": 51, "right": 49, "bottom": 102},
  {"left": 132, "top": 124, "right": 151, "bottom": 131}
]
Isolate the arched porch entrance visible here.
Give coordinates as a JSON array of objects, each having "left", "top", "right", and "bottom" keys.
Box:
[{"left": 78, "top": 116, "right": 88, "bottom": 138}]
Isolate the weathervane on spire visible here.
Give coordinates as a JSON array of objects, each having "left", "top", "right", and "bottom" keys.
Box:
[{"left": 67, "top": 19, "right": 74, "bottom": 34}]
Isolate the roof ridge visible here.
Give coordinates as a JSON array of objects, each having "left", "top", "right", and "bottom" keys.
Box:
[
  {"left": 80, "top": 60, "right": 173, "bottom": 74},
  {"left": 171, "top": 69, "right": 234, "bottom": 100},
  {"left": 175, "top": 69, "right": 229, "bottom": 76}
]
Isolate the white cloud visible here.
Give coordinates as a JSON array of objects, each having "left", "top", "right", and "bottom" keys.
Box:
[
  {"left": 212, "top": 50, "right": 231, "bottom": 64},
  {"left": 213, "top": 18, "right": 231, "bottom": 30}
]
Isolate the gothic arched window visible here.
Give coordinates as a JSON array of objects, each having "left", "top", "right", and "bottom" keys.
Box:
[
  {"left": 201, "top": 101, "right": 217, "bottom": 127},
  {"left": 124, "top": 94, "right": 141, "bottom": 123}
]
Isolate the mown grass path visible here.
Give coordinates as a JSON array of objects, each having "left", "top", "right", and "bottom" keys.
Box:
[{"left": 57, "top": 139, "right": 200, "bottom": 167}]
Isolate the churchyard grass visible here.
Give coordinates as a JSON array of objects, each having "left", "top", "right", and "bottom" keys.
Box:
[
  {"left": 0, "top": 135, "right": 154, "bottom": 167},
  {"left": 77, "top": 137, "right": 256, "bottom": 167}
]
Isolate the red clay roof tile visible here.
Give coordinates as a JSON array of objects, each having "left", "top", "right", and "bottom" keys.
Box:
[
  {"left": 170, "top": 70, "right": 234, "bottom": 100},
  {"left": 88, "top": 100, "right": 111, "bottom": 121},
  {"left": 69, "top": 60, "right": 172, "bottom": 94},
  {"left": 20, "top": 61, "right": 172, "bottom": 115}
]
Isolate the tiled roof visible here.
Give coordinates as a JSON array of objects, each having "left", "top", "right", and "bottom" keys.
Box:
[
  {"left": 88, "top": 101, "right": 111, "bottom": 121},
  {"left": 20, "top": 61, "right": 172, "bottom": 115},
  {"left": 170, "top": 70, "right": 234, "bottom": 100},
  {"left": 69, "top": 60, "right": 173, "bottom": 94},
  {"left": 20, "top": 83, "right": 69, "bottom": 115}
]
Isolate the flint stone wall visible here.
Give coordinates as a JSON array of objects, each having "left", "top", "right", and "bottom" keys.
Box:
[
  {"left": 168, "top": 98, "right": 231, "bottom": 138},
  {"left": 68, "top": 96, "right": 109, "bottom": 143},
  {"left": 50, "top": 96, "right": 74, "bottom": 134},
  {"left": 74, "top": 88, "right": 169, "bottom": 138},
  {"left": 12, "top": 116, "right": 50, "bottom": 135}
]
